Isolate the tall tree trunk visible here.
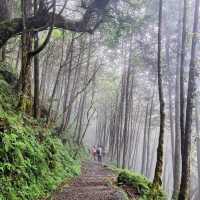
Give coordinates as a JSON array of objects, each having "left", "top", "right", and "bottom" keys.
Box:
[
  {"left": 172, "top": 1, "right": 182, "bottom": 198},
  {"left": 180, "top": 0, "right": 187, "bottom": 164},
  {"left": 40, "top": 44, "right": 53, "bottom": 104},
  {"left": 33, "top": 0, "right": 40, "bottom": 118},
  {"left": 132, "top": 112, "right": 143, "bottom": 170},
  {"left": 195, "top": 99, "right": 200, "bottom": 198},
  {"left": 18, "top": 0, "right": 33, "bottom": 113},
  {"left": 146, "top": 90, "right": 154, "bottom": 177},
  {"left": 60, "top": 46, "right": 74, "bottom": 132},
  {"left": 166, "top": 37, "right": 175, "bottom": 172},
  {"left": 141, "top": 103, "right": 149, "bottom": 174},
  {"left": 0, "top": 0, "right": 10, "bottom": 62},
  {"left": 62, "top": 43, "right": 84, "bottom": 131},
  {"left": 76, "top": 92, "right": 87, "bottom": 145},
  {"left": 116, "top": 69, "right": 126, "bottom": 167},
  {"left": 122, "top": 36, "right": 133, "bottom": 169},
  {"left": 47, "top": 38, "right": 73, "bottom": 124},
  {"left": 150, "top": 130, "right": 158, "bottom": 179},
  {"left": 163, "top": 146, "right": 168, "bottom": 192},
  {"left": 153, "top": 0, "right": 165, "bottom": 187},
  {"left": 179, "top": 0, "right": 200, "bottom": 198},
  {"left": 75, "top": 44, "right": 90, "bottom": 144}
]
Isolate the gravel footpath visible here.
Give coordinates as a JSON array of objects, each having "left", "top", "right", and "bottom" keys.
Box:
[{"left": 52, "top": 161, "right": 127, "bottom": 200}]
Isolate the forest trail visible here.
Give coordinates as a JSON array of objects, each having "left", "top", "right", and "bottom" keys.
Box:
[{"left": 52, "top": 161, "right": 126, "bottom": 200}]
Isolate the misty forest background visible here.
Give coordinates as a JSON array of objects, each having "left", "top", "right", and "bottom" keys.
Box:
[{"left": 1, "top": 0, "right": 200, "bottom": 199}]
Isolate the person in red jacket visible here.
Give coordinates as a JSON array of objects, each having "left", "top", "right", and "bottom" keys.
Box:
[{"left": 91, "top": 145, "right": 97, "bottom": 161}]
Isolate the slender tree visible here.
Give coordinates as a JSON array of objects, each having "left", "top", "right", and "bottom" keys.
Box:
[
  {"left": 179, "top": 0, "right": 187, "bottom": 162},
  {"left": 122, "top": 34, "right": 133, "bottom": 169},
  {"left": 153, "top": 0, "right": 165, "bottom": 187},
  {"left": 33, "top": 0, "right": 40, "bottom": 118},
  {"left": 18, "top": 0, "right": 33, "bottom": 113},
  {"left": 172, "top": 1, "right": 182, "bottom": 198},
  {"left": 141, "top": 103, "right": 149, "bottom": 174},
  {"left": 179, "top": 0, "right": 200, "bottom": 198},
  {"left": 195, "top": 98, "right": 200, "bottom": 198}
]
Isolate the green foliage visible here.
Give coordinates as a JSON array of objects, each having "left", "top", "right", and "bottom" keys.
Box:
[
  {"left": 40, "top": 29, "right": 72, "bottom": 43},
  {"left": 0, "top": 68, "right": 81, "bottom": 200},
  {"left": 117, "top": 171, "right": 166, "bottom": 200},
  {"left": 0, "top": 79, "right": 16, "bottom": 111},
  {"left": 0, "top": 63, "right": 17, "bottom": 112},
  {"left": 51, "top": 29, "right": 66, "bottom": 40},
  {"left": 102, "top": 0, "right": 153, "bottom": 48},
  {"left": 0, "top": 112, "right": 81, "bottom": 200},
  {"left": 103, "top": 20, "right": 124, "bottom": 48}
]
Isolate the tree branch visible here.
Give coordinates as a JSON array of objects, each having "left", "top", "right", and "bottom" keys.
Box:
[
  {"left": 0, "top": 0, "right": 110, "bottom": 48},
  {"left": 29, "top": 0, "right": 56, "bottom": 57}
]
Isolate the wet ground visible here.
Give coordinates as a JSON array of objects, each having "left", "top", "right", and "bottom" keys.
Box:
[{"left": 52, "top": 161, "right": 127, "bottom": 200}]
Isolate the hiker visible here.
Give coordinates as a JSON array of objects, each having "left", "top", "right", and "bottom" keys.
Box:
[
  {"left": 91, "top": 145, "right": 97, "bottom": 161},
  {"left": 96, "top": 146, "right": 102, "bottom": 163}
]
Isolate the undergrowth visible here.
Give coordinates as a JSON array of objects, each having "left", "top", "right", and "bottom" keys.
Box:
[
  {"left": 117, "top": 170, "right": 166, "bottom": 200},
  {"left": 0, "top": 67, "right": 82, "bottom": 200}
]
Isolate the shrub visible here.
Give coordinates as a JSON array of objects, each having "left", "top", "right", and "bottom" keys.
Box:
[{"left": 0, "top": 112, "right": 81, "bottom": 200}]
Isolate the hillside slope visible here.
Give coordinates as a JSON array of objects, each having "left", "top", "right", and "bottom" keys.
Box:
[{"left": 0, "top": 66, "right": 81, "bottom": 200}]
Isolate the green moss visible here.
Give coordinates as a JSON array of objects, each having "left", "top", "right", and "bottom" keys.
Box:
[
  {"left": 117, "top": 170, "right": 166, "bottom": 200},
  {"left": 18, "top": 94, "right": 32, "bottom": 114}
]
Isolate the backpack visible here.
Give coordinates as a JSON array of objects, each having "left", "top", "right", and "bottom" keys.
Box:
[{"left": 96, "top": 148, "right": 100, "bottom": 155}]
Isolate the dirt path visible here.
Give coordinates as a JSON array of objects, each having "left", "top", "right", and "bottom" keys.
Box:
[{"left": 52, "top": 161, "right": 126, "bottom": 200}]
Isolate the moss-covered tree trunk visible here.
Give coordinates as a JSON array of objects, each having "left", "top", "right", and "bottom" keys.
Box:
[
  {"left": 33, "top": 0, "right": 40, "bottom": 118},
  {"left": 18, "top": 0, "right": 33, "bottom": 113},
  {"left": 153, "top": 0, "right": 165, "bottom": 188}
]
